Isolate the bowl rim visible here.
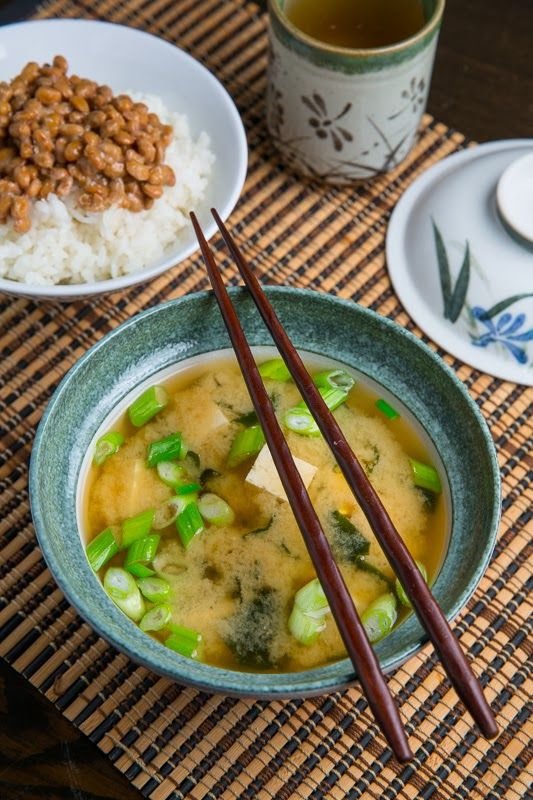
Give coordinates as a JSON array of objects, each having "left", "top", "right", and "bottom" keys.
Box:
[
  {"left": 29, "top": 287, "right": 501, "bottom": 697},
  {"left": 0, "top": 18, "right": 248, "bottom": 299}
]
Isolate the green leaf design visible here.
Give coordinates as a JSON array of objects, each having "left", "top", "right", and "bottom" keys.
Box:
[
  {"left": 447, "top": 242, "right": 471, "bottom": 322},
  {"left": 478, "top": 293, "right": 533, "bottom": 320},
  {"left": 432, "top": 220, "right": 452, "bottom": 318}
]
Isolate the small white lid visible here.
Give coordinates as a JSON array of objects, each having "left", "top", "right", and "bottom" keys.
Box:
[{"left": 496, "top": 152, "right": 533, "bottom": 245}]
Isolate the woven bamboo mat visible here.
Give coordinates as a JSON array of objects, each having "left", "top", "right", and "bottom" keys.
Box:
[{"left": 0, "top": 0, "right": 531, "bottom": 797}]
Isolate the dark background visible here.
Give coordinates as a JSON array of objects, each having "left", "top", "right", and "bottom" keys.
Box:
[{"left": 0, "top": 0, "right": 531, "bottom": 798}]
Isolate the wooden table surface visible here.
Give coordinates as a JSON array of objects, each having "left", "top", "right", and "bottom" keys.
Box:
[{"left": 0, "top": 0, "right": 531, "bottom": 798}]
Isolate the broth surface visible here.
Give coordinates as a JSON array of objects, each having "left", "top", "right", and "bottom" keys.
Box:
[{"left": 84, "top": 355, "right": 447, "bottom": 672}]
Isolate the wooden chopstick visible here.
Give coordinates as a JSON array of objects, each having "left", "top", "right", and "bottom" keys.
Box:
[
  {"left": 208, "top": 208, "right": 499, "bottom": 742},
  {"left": 190, "top": 211, "right": 413, "bottom": 762}
]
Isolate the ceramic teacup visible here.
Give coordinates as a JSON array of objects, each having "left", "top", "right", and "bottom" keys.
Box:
[{"left": 266, "top": 0, "right": 445, "bottom": 183}]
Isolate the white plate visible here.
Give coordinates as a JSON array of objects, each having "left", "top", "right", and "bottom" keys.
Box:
[
  {"left": 386, "top": 139, "right": 533, "bottom": 385},
  {"left": 0, "top": 19, "right": 248, "bottom": 300}
]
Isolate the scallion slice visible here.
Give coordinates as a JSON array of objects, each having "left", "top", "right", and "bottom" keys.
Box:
[
  {"left": 124, "top": 534, "right": 160, "bottom": 574},
  {"left": 147, "top": 433, "right": 186, "bottom": 467},
  {"left": 139, "top": 603, "right": 172, "bottom": 632},
  {"left": 152, "top": 496, "right": 195, "bottom": 530},
  {"left": 156, "top": 461, "right": 187, "bottom": 488},
  {"left": 93, "top": 431, "right": 125, "bottom": 466},
  {"left": 375, "top": 398, "right": 400, "bottom": 420},
  {"left": 258, "top": 358, "right": 292, "bottom": 382},
  {"left": 103, "top": 567, "right": 145, "bottom": 621},
  {"left": 288, "top": 606, "right": 327, "bottom": 645},
  {"left": 284, "top": 387, "right": 348, "bottom": 436},
  {"left": 315, "top": 386, "right": 349, "bottom": 412},
  {"left": 227, "top": 424, "right": 265, "bottom": 468},
  {"left": 176, "top": 482, "right": 201, "bottom": 495},
  {"left": 313, "top": 369, "right": 355, "bottom": 392},
  {"left": 137, "top": 576, "right": 171, "bottom": 603},
  {"left": 86, "top": 526, "right": 120, "bottom": 572},
  {"left": 164, "top": 624, "right": 202, "bottom": 658},
  {"left": 198, "top": 493, "right": 235, "bottom": 526},
  {"left": 121, "top": 508, "right": 155, "bottom": 548},
  {"left": 176, "top": 502, "right": 205, "bottom": 548},
  {"left": 395, "top": 561, "right": 428, "bottom": 608},
  {"left": 126, "top": 563, "right": 156, "bottom": 579},
  {"left": 361, "top": 593, "right": 397, "bottom": 643},
  {"left": 128, "top": 385, "right": 168, "bottom": 428},
  {"left": 284, "top": 407, "right": 319, "bottom": 436},
  {"left": 288, "top": 578, "right": 330, "bottom": 645},
  {"left": 409, "top": 458, "right": 442, "bottom": 493}
]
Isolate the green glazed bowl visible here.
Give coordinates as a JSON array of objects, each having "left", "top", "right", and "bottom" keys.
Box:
[{"left": 29, "top": 288, "right": 500, "bottom": 697}]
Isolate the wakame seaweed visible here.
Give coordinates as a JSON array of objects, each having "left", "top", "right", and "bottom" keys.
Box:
[
  {"left": 354, "top": 557, "right": 392, "bottom": 587},
  {"left": 234, "top": 409, "right": 259, "bottom": 426},
  {"left": 330, "top": 510, "right": 370, "bottom": 562},
  {"left": 225, "top": 587, "right": 281, "bottom": 668},
  {"left": 243, "top": 516, "right": 274, "bottom": 538}
]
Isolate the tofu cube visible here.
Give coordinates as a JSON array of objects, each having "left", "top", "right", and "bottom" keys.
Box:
[
  {"left": 245, "top": 444, "right": 317, "bottom": 501},
  {"left": 201, "top": 403, "right": 229, "bottom": 436}
]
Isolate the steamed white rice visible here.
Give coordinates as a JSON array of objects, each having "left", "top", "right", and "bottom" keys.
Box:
[{"left": 0, "top": 93, "right": 215, "bottom": 285}]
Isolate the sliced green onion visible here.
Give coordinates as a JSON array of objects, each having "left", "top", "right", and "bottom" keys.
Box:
[
  {"left": 283, "top": 407, "right": 319, "bottom": 436},
  {"left": 313, "top": 369, "right": 355, "bottom": 392},
  {"left": 86, "top": 526, "right": 120, "bottom": 572},
  {"left": 103, "top": 567, "right": 145, "bottom": 621},
  {"left": 124, "top": 534, "right": 160, "bottom": 574},
  {"left": 288, "top": 606, "right": 327, "bottom": 645},
  {"left": 375, "top": 398, "right": 400, "bottom": 420},
  {"left": 176, "top": 502, "right": 205, "bottom": 548},
  {"left": 164, "top": 624, "right": 202, "bottom": 658},
  {"left": 137, "top": 576, "right": 171, "bottom": 603},
  {"left": 93, "top": 431, "right": 125, "bottom": 466},
  {"left": 409, "top": 458, "right": 442, "bottom": 493},
  {"left": 156, "top": 461, "right": 187, "bottom": 488},
  {"left": 258, "top": 358, "right": 292, "bottom": 381},
  {"left": 288, "top": 578, "right": 330, "bottom": 645},
  {"left": 128, "top": 385, "right": 168, "bottom": 428},
  {"left": 155, "top": 461, "right": 200, "bottom": 496},
  {"left": 227, "top": 424, "right": 265, "bottom": 468},
  {"left": 395, "top": 561, "right": 428, "bottom": 608},
  {"left": 361, "top": 593, "right": 397, "bottom": 643},
  {"left": 285, "top": 387, "right": 348, "bottom": 436},
  {"left": 121, "top": 508, "right": 155, "bottom": 548},
  {"left": 126, "top": 563, "right": 155, "bottom": 579},
  {"left": 176, "top": 482, "right": 201, "bottom": 495},
  {"left": 139, "top": 603, "right": 172, "bottom": 632},
  {"left": 198, "top": 492, "right": 235, "bottom": 526},
  {"left": 294, "top": 578, "right": 329, "bottom": 616},
  {"left": 153, "top": 496, "right": 195, "bottom": 530},
  {"left": 147, "top": 433, "right": 186, "bottom": 467},
  {"left": 316, "top": 386, "right": 349, "bottom": 412}
]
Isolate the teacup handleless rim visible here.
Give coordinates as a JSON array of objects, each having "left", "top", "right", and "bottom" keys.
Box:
[{"left": 267, "top": 0, "right": 446, "bottom": 59}]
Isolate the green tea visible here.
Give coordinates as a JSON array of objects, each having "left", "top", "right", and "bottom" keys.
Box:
[{"left": 283, "top": 0, "right": 426, "bottom": 49}]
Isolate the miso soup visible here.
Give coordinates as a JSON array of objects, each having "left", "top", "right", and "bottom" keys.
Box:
[{"left": 83, "top": 352, "right": 447, "bottom": 672}]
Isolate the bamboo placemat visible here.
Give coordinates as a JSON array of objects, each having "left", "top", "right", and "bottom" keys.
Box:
[{"left": 1, "top": 0, "right": 531, "bottom": 797}]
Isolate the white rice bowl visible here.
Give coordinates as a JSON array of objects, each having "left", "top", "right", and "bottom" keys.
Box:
[{"left": 0, "top": 93, "right": 215, "bottom": 286}]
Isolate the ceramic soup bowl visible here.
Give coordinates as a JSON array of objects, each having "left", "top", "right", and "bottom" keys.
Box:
[{"left": 30, "top": 288, "right": 500, "bottom": 697}]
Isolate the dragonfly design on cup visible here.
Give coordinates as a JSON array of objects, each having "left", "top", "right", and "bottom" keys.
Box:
[
  {"left": 301, "top": 93, "right": 353, "bottom": 152},
  {"left": 389, "top": 77, "right": 427, "bottom": 119}
]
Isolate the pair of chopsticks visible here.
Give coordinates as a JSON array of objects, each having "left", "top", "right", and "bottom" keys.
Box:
[{"left": 190, "top": 209, "right": 498, "bottom": 761}]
